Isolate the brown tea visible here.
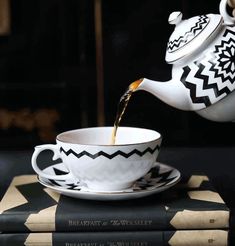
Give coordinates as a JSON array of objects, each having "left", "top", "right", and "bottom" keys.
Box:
[{"left": 111, "top": 79, "right": 143, "bottom": 145}]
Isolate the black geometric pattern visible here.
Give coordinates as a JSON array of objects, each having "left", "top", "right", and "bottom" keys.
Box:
[
  {"left": 1, "top": 182, "right": 58, "bottom": 232},
  {"left": 133, "top": 167, "right": 178, "bottom": 191},
  {"left": 180, "top": 27, "right": 235, "bottom": 107},
  {"left": 60, "top": 144, "right": 160, "bottom": 160},
  {"left": 181, "top": 65, "right": 212, "bottom": 107},
  {"left": 0, "top": 172, "right": 228, "bottom": 233},
  {"left": 48, "top": 177, "right": 82, "bottom": 191},
  {"left": 167, "top": 15, "right": 209, "bottom": 52},
  {"left": 209, "top": 29, "right": 235, "bottom": 83},
  {"left": 42, "top": 163, "right": 179, "bottom": 193},
  {"left": 195, "top": 64, "right": 231, "bottom": 98}
]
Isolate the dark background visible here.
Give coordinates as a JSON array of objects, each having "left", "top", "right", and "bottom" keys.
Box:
[
  {"left": 0, "top": 1, "right": 235, "bottom": 244},
  {"left": 0, "top": 0, "right": 234, "bottom": 149}
]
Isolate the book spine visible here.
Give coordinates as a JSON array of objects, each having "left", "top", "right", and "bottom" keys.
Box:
[
  {"left": 56, "top": 210, "right": 230, "bottom": 232},
  {"left": 57, "top": 215, "right": 160, "bottom": 232},
  {"left": 0, "top": 209, "right": 230, "bottom": 232},
  {"left": 0, "top": 230, "right": 229, "bottom": 246},
  {"left": 0, "top": 214, "right": 31, "bottom": 232},
  {"left": 165, "top": 230, "right": 229, "bottom": 246},
  {"left": 167, "top": 210, "right": 230, "bottom": 229}
]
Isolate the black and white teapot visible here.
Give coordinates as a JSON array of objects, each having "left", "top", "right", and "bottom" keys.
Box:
[{"left": 136, "top": 0, "right": 235, "bottom": 122}]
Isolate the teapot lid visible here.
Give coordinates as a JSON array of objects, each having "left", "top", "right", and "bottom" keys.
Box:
[{"left": 165, "top": 12, "right": 223, "bottom": 64}]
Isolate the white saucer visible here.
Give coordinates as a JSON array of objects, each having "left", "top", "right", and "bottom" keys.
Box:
[{"left": 38, "top": 162, "right": 181, "bottom": 201}]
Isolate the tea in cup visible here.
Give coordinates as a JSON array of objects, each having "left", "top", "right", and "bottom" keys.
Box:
[{"left": 31, "top": 126, "right": 162, "bottom": 192}]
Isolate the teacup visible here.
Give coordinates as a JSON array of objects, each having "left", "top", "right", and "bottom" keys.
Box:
[{"left": 31, "top": 127, "right": 162, "bottom": 191}]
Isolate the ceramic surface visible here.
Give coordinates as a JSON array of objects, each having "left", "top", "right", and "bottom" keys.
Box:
[
  {"left": 38, "top": 162, "right": 181, "bottom": 201},
  {"left": 136, "top": 0, "right": 235, "bottom": 122},
  {"left": 32, "top": 127, "right": 162, "bottom": 191}
]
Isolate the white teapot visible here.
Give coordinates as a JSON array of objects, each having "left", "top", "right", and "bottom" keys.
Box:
[{"left": 136, "top": 0, "right": 235, "bottom": 122}]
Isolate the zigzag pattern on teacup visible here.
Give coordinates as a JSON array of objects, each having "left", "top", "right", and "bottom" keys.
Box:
[
  {"left": 60, "top": 144, "right": 160, "bottom": 160},
  {"left": 167, "top": 15, "right": 209, "bottom": 52},
  {"left": 180, "top": 27, "right": 235, "bottom": 107}
]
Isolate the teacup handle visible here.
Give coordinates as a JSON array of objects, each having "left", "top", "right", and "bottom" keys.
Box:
[
  {"left": 220, "top": 0, "right": 235, "bottom": 25},
  {"left": 152, "top": 162, "right": 160, "bottom": 168},
  {"left": 31, "top": 144, "right": 73, "bottom": 180}
]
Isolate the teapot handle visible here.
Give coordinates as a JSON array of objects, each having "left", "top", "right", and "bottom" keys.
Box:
[{"left": 220, "top": 0, "right": 235, "bottom": 25}]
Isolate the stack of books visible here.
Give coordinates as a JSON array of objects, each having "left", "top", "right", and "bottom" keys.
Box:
[{"left": 0, "top": 171, "right": 230, "bottom": 245}]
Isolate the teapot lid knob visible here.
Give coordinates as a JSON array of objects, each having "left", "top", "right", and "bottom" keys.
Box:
[{"left": 168, "top": 11, "right": 182, "bottom": 25}]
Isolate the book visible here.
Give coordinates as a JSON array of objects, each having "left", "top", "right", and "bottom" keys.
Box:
[
  {"left": 0, "top": 173, "right": 230, "bottom": 232},
  {"left": 0, "top": 230, "right": 229, "bottom": 246}
]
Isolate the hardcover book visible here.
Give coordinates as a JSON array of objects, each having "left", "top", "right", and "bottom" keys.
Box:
[
  {"left": 0, "top": 230, "right": 229, "bottom": 246},
  {"left": 0, "top": 173, "right": 230, "bottom": 233}
]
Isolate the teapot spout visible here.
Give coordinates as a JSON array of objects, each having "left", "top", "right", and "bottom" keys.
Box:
[{"left": 136, "top": 78, "right": 195, "bottom": 111}]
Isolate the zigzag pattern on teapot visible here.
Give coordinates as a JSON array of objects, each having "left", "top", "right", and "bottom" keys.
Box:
[
  {"left": 167, "top": 15, "right": 209, "bottom": 52},
  {"left": 180, "top": 27, "right": 235, "bottom": 107}
]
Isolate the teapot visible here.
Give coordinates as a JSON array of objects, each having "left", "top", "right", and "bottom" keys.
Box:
[{"left": 136, "top": 0, "right": 235, "bottom": 122}]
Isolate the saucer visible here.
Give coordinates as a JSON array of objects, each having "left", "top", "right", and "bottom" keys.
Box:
[{"left": 38, "top": 162, "right": 181, "bottom": 200}]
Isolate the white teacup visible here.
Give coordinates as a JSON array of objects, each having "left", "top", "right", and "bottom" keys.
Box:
[{"left": 31, "top": 127, "right": 162, "bottom": 191}]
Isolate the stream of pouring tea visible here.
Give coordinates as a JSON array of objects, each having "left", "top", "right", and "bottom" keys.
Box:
[{"left": 111, "top": 79, "right": 143, "bottom": 145}]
